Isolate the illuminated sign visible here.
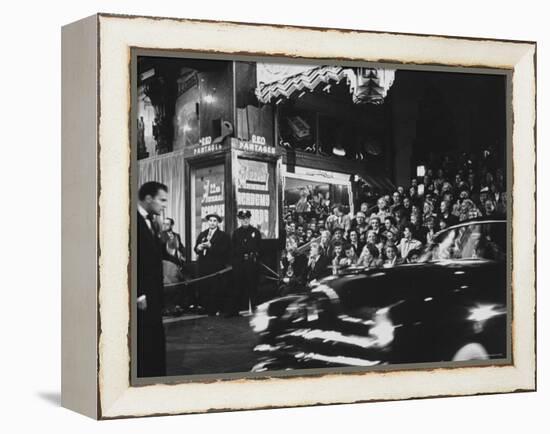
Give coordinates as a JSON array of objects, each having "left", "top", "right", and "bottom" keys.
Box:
[
  {"left": 199, "top": 136, "right": 212, "bottom": 146},
  {"left": 237, "top": 139, "right": 276, "bottom": 155},
  {"left": 193, "top": 143, "right": 223, "bottom": 155},
  {"left": 187, "top": 136, "right": 226, "bottom": 156}
]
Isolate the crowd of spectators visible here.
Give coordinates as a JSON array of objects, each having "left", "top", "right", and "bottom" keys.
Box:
[{"left": 279, "top": 151, "right": 507, "bottom": 294}]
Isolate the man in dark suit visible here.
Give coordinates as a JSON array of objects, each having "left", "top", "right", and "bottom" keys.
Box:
[
  {"left": 160, "top": 217, "right": 185, "bottom": 265},
  {"left": 304, "top": 241, "right": 330, "bottom": 284},
  {"left": 194, "top": 213, "right": 231, "bottom": 316},
  {"left": 137, "top": 181, "right": 168, "bottom": 377}
]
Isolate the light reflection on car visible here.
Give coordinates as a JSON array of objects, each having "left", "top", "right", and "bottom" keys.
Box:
[{"left": 250, "top": 219, "right": 508, "bottom": 372}]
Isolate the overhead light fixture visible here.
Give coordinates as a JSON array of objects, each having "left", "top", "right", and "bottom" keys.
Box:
[
  {"left": 204, "top": 94, "right": 215, "bottom": 104},
  {"left": 332, "top": 146, "right": 346, "bottom": 157}
]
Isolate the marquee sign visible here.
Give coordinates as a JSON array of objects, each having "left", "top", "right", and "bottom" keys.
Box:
[
  {"left": 186, "top": 136, "right": 279, "bottom": 157},
  {"left": 185, "top": 136, "right": 229, "bottom": 157},
  {"left": 232, "top": 137, "right": 277, "bottom": 156}
]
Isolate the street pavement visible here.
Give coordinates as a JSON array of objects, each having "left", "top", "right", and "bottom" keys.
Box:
[{"left": 164, "top": 314, "right": 259, "bottom": 376}]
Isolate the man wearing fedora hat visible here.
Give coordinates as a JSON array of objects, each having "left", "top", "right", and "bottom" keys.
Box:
[
  {"left": 229, "top": 210, "right": 262, "bottom": 316},
  {"left": 194, "top": 212, "right": 231, "bottom": 316}
]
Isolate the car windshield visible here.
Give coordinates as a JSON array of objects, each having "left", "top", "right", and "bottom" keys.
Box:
[{"left": 420, "top": 221, "right": 506, "bottom": 262}]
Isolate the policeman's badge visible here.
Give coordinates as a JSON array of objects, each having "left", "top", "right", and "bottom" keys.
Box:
[{"left": 252, "top": 232, "right": 255, "bottom": 238}]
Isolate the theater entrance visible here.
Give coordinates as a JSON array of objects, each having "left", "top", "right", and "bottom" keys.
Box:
[{"left": 185, "top": 137, "right": 282, "bottom": 261}]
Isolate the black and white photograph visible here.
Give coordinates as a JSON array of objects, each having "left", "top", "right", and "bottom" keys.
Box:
[{"left": 134, "top": 54, "right": 510, "bottom": 379}]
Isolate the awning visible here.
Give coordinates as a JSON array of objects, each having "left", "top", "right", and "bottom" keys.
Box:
[
  {"left": 256, "top": 65, "right": 348, "bottom": 104},
  {"left": 255, "top": 64, "right": 396, "bottom": 105}
]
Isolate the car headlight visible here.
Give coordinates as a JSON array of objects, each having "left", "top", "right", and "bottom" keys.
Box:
[
  {"left": 250, "top": 303, "right": 273, "bottom": 333},
  {"left": 369, "top": 307, "right": 395, "bottom": 348},
  {"left": 466, "top": 303, "right": 506, "bottom": 333},
  {"left": 467, "top": 303, "right": 506, "bottom": 322}
]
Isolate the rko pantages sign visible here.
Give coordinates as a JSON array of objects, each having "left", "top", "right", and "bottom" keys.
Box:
[
  {"left": 234, "top": 138, "right": 277, "bottom": 155},
  {"left": 185, "top": 136, "right": 278, "bottom": 157}
]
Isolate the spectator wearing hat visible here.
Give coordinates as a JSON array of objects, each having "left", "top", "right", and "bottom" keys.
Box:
[
  {"left": 194, "top": 213, "right": 231, "bottom": 316},
  {"left": 229, "top": 210, "right": 262, "bottom": 316}
]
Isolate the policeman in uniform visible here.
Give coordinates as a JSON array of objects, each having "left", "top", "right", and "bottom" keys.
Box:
[{"left": 228, "top": 210, "right": 262, "bottom": 316}]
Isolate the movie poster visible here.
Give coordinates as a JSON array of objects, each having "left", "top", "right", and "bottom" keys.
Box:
[
  {"left": 236, "top": 158, "right": 276, "bottom": 237},
  {"left": 193, "top": 164, "right": 225, "bottom": 244}
]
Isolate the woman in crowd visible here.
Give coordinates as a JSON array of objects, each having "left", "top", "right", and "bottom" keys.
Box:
[
  {"left": 358, "top": 243, "right": 382, "bottom": 269},
  {"left": 382, "top": 244, "right": 402, "bottom": 268}
]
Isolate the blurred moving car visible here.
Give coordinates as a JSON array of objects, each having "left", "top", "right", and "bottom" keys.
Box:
[{"left": 250, "top": 219, "right": 508, "bottom": 372}]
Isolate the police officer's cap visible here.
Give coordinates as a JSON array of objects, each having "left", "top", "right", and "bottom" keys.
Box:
[{"left": 237, "top": 210, "right": 252, "bottom": 219}]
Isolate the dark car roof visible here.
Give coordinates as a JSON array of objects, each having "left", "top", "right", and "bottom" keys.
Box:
[
  {"left": 330, "top": 258, "right": 500, "bottom": 283},
  {"left": 318, "top": 258, "right": 505, "bottom": 310}
]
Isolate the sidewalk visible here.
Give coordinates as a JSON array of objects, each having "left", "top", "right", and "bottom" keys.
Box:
[{"left": 165, "top": 313, "right": 259, "bottom": 376}]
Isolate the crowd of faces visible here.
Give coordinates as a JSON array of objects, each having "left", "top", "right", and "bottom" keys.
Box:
[{"left": 282, "top": 152, "right": 507, "bottom": 271}]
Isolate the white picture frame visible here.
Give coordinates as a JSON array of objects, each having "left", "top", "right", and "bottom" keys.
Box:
[{"left": 61, "top": 13, "right": 536, "bottom": 419}]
